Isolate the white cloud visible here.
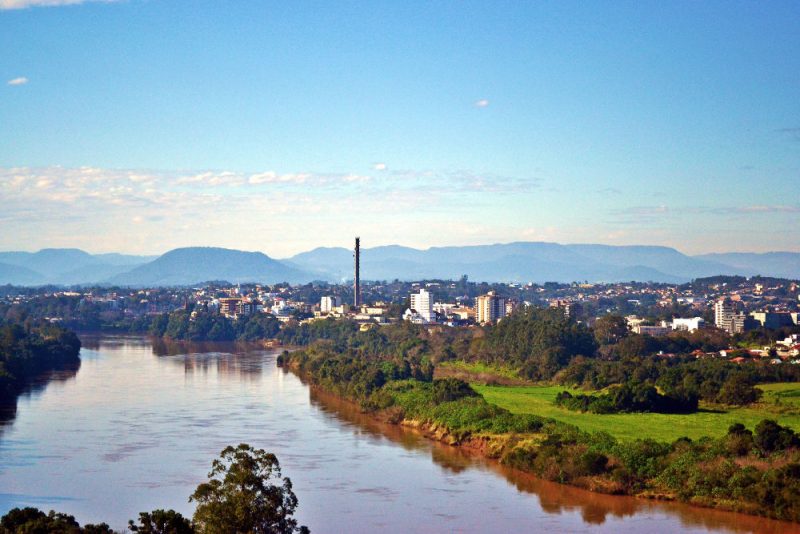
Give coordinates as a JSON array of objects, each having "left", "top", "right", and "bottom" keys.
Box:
[
  {"left": 248, "top": 172, "right": 311, "bottom": 185},
  {"left": 343, "top": 174, "right": 371, "bottom": 183},
  {"left": 7, "top": 77, "right": 28, "bottom": 86},
  {"left": 0, "top": 0, "right": 120, "bottom": 9},
  {"left": 0, "top": 165, "right": 548, "bottom": 255},
  {"left": 373, "top": 163, "right": 387, "bottom": 171},
  {"left": 474, "top": 99, "right": 490, "bottom": 108}
]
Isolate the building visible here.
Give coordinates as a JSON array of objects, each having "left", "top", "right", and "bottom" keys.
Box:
[
  {"left": 671, "top": 317, "right": 705, "bottom": 332},
  {"left": 475, "top": 291, "right": 506, "bottom": 324},
  {"left": 505, "top": 299, "right": 520, "bottom": 316},
  {"left": 549, "top": 298, "right": 581, "bottom": 318},
  {"left": 218, "top": 297, "right": 242, "bottom": 318},
  {"left": 410, "top": 288, "right": 434, "bottom": 323},
  {"left": 750, "top": 311, "right": 793, "bottom": 330},
  {"left": 320, "top": 296, "right": 340, "bottom": 314},
  {"left": 714, "top": 298, "right": 735, "bottom": 331},
  {"left": 632, "top": 325, "right": 670, "bottom": 336},
  {"left": 218, "top": 297, "right": 259, "bottom": 318},
  {"left": 731, "top": 313, "right": 759, "bottom": 334}
]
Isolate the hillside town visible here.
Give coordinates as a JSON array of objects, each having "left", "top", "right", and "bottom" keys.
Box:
[{"left": 2, "top": 272, "right": 799, "bottom": 362}]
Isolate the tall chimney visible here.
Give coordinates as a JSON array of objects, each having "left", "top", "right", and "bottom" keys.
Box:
[{"left": 354, "top": 237, "right": 361, "bottom": 307}]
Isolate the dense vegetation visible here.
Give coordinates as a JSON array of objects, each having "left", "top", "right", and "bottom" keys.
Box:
[
  {"left": 466, "top": 308, "right": 799, "bottom": 409},
  {"left": 554, "top": 382, "right": 698, "bottom": 414},
  {"left": 0, "top": 444, "right": 308, "bottom": 534},
  {"left": 148, "top": 310, "right": 283, "bottom": 342},
  {"left": 0, "top": 321, "right": 81, "bottom": 402},
  {"left": 155, "top": 305, "right": 800, "bottom": 415}
]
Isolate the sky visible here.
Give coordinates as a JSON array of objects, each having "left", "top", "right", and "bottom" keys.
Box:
[{"left": 1, "top": 0, "right": 798, "bottom": 258}]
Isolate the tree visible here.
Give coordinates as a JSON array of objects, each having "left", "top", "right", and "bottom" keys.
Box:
[
  {"left": 593, "top": 314, "right": 628, "bottom": 346},
  {"left": 0, "top": 507, "right": 113, "bottom": 533},
  {"left": 716, "top": 374, "right": 761, "bottom": 405},
  {"left": 190, "top": 444, "right": 309, "bottom": 534},
  {"left": 128, "top": 509, "right": 193, "bottom": 534},
  {"left": 755, "top": 419, "right": 799, "bottom": 455}
]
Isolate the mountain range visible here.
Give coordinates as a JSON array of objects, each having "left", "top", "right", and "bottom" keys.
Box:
[{"left": 0, "top": 243, "right": 797, "bottom": 287}]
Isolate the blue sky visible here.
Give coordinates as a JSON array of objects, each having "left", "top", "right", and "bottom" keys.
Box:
[{"left": 1, "top": 0, "right": 798, "bottom": 256}]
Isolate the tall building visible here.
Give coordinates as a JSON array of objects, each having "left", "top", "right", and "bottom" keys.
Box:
[
  {"left": 320, "top": 296, "right": 340, "bottom": 314},
  {"left": 410, "top": 288, "right": 434, "bottom": 323},
  {"left": 714, "top": 298, "right": 734, "bottom": 331},
  {"left": 475, "top": 291, "right": 506, "bottom": 324}
]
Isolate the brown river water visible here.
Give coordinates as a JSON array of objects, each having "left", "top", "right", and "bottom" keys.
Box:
[{"left": 0, "top": 335, "right": 797, "bottom": 533}]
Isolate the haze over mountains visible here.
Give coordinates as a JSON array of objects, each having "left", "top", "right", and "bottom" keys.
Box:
[{"left": 0, "top": 243, "right": 797, "bottom": 287}]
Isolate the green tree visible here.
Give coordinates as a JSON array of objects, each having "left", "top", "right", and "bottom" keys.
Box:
[
  {"left": 0, "top": 507, "right": 113, "bottom": 533},
  {"left": 128, "top": 509, "right": 193, "bottom": 534},
  {"left": 716, "top": 374, "right": 761, "bottom": 405},
  {"left": 592, "top": 314, "right": 628, "bottom": 346},
  {"left": 190, "top": 444, "right": 309, "bottom": 534}
]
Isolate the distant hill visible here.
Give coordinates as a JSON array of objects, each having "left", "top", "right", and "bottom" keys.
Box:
[
  {"left": 693, "top": 252, "right": 800, "bottom": 280},
  {"left": 0, "top": 243, "right": 796, "bottom": 286},
  {"left": 565, "top": 244, "right": 743, "bottom": 280},
  {"left": 0, "top": 262, "right": 45, "bottom": 286},
  {"left": 107, "top": 247, "right": 316, "bottom": 286},
  {"left": 0, "top": 248, "right": 153, "bottom": 286},
  {"left": 284, "top": 242, "right": 751, "bottom": 283},
  {"left": 94, "top": 253, "right": 159, "bottom": 266},
  {"left": 0, "top": 248, "right": 100, "bottom": 279}
]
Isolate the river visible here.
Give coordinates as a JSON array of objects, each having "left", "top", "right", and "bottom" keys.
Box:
[{"left": 0, "top": 335, "right": 796, "bottom": 533}]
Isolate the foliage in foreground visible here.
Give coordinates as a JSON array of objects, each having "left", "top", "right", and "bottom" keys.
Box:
[{"left": 0, "top": 444, "right": 308, "bottom": 534}]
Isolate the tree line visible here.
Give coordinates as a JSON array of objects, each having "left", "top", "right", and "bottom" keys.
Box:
[{"left": 0, "top": 321, "right": 81, "bottom": 402}]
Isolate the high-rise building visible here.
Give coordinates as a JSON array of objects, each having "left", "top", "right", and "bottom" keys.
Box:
[
  {"left": 320, "top": 296, "right": 340, "bottom": 314},
  {"left": 714, "top": 298, "right": 734, "bottom": 331},
  {"left": 410, "top": 288, "right": 434, "bottom": 323},
  {"left": 475, "top": 291, "right": 506, "bottom": 324}
]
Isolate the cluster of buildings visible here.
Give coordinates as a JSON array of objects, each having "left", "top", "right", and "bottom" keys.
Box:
[
  {"left": 398, "top": 289, "right": 514, "bottom": 326},
  {"left": 714, "top": 298, "right": 800, "bottom": 334}
]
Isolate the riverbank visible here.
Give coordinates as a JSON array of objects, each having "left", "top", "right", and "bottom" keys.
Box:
[
  {"left": 305, "top": 384, "right": 800, "bottom": 534},
  {"left": 283, "top": 350, "right": 800, "bottom": 523}
]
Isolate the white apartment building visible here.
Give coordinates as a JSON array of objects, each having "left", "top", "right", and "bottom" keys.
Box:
[
  {"left": 714, "top": 298, "right": 734, "bottom": 331},
  {"left": 410, "top": 288, "right": 434, "bottom": 323},
  {"left": 320, "top": 296, "right": 340, "bottom": 314},
  {"left": 672, "top": 317, "right": 705, "bottom": 332}
]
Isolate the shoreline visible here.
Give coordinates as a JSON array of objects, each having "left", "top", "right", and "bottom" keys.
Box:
[{"left": 289, "top": 364, "right": 800, "bottom": 528}]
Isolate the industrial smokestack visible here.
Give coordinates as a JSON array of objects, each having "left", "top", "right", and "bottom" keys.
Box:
[{"left": 354, "top": 237, "right": 361, "bottom": 307}]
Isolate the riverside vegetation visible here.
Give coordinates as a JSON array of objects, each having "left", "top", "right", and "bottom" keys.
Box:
[
  {"left": 0, "top": 320, "right": 81, "bottom": 402},
  {"left": 279, "top": 310, "right": 800, "bottom": 522}
]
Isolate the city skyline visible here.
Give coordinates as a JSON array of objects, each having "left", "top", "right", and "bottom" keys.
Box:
[{"left": 1, "top": 1, "right": 799, "bottom": 256}]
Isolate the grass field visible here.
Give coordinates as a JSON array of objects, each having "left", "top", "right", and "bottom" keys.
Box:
[{"left": 474, "top": 382, "right": 800, "bottom": 443}]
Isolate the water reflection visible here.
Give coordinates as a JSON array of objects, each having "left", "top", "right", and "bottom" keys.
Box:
[
  {"left": 0, "top": 360, "right": 81, "bottom": 439},
  {"left": 81, "top": 334, "right": 272, "bottom": 379}
]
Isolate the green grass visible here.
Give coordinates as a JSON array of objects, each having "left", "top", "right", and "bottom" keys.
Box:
[
  {"left": 474, "top": 383, "right": 800, "bottom": 443},
  {"left": 759, "top": 382, "right": 800, "bottom": 411}
]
